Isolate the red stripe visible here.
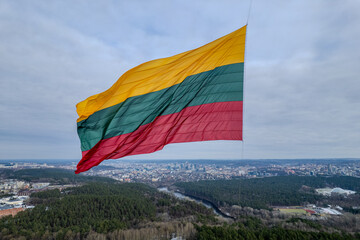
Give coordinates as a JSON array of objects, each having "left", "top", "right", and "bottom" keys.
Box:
[{"left": 75, "top": 101, "right": 242, "bottom": 174}]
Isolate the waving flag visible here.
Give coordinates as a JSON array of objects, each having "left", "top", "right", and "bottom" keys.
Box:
[{"left": 76, "top": 25, "right": 246, "bottom": 173}]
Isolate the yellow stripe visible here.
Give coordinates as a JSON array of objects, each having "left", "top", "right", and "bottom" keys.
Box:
[{"left": 77, "top": 25, "right": 246, "bottom": 122}]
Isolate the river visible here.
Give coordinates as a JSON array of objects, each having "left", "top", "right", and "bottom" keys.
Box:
[{"left": 158, "top": 187, "right": 234, "bottom": 219}]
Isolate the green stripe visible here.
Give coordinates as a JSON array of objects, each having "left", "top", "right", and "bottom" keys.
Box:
[{"left": 78, "top": 62, "right": 244, "bottom": 151}]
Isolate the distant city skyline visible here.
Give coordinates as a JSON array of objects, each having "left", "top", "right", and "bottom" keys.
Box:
[
  {"left": 1, "top": 158, "right": 360, "bottom": 183},
  {"left": 0, "top": 0, "right": 359, "bottom": 160}
]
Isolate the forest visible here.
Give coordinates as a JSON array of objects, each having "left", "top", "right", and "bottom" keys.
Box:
[
  {"left": 175, "top": 176, "right": 360, "bottom": 209},
  {"left": 195, "top": 217, "right": 360, "bottom": 240},
  {"left": 0, "top": 182, "right": 215, "bottom": 239}
]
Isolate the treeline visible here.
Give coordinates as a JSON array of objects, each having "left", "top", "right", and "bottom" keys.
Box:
[
  {"left": 0, "top": 182, "right": 215, "bottom": 239},
  {"left": 175, "top": 176, "right": 360, "bottom": 209},
  {"left": 31, "top": 189, "right": 62, "bottom": 199},
  {"left": 195, "top": 217, "right": 360, "bottom": 240},
  {"left": 343, "top": 207, "right": 360, "bottom": 215},
  {"left": 0, "top": 168, "right": 116, "bottom": 184}
]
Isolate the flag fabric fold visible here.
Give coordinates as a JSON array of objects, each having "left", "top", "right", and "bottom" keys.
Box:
[{"left": 76, "top": 25, "right": 246, "bottom": 173}]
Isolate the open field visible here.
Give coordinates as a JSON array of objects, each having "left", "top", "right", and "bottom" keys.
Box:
[{"left": 278, "top": 208, "right": 307, "bottom": 214}]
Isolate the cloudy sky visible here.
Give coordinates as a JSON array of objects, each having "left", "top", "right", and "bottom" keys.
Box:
[{"left": 0, "top": 0, "right": 359, "bottom": 161}]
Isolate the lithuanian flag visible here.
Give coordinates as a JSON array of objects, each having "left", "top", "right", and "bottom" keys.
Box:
[{"left": 75, "top": 25, "right": 246, "bottom": 173}]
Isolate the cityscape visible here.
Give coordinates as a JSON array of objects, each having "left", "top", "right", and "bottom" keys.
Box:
[
  {"left": 1, "top": 158, "right": 359, "bottom": 200},
  {"left": 92, "top": 159, "right": 360, "bottom": 184},
  {"left": 2, "top": 158, "right": 359, "bottom": 185}
]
